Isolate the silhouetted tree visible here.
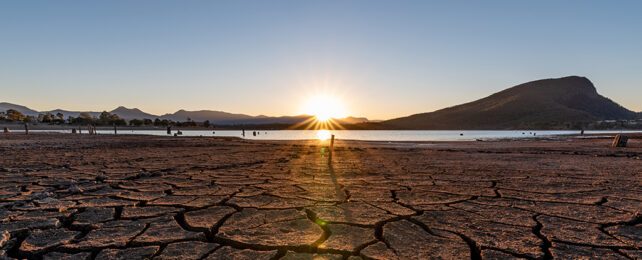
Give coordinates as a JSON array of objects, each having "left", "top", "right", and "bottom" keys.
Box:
[
  {"left": 129, "top": 119, "right": 144, "bottom": 127},
  {"left": 6, "top": 109, "right": 26, "bottom": 122},
  {"left": 41, "top": 113, "right": 54, "bottom": 123},
  {"left": 95, "top": 111, "right": 126, "bottom": 126},
  {"left": 153, "top": 118, "right": 171, "bottom": 127},
  {"left": 71, "top": 112, "right": 95, "bottom": 125}
]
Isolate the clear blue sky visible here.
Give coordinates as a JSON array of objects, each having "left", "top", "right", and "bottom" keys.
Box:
[{"left": 1, "top": 1, "right": 641, "bottom": 119}]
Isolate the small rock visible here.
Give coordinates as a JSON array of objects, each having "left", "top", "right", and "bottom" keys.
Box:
[
  {"left": 95, "top": 175, "right": 106, "bottom": 182},
  {"left": 68, "top": 185, "right": 82, "bottom": 194},
  {"left": 611, "top": 134, "right": 628, "bottom": 147}
]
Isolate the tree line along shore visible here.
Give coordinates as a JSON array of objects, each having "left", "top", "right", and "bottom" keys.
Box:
[{"left": 2, "top": 108, "right": 642, "bottom": 131}]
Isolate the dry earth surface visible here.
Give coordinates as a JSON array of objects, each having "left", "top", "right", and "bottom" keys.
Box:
[{"left": 0, "top": 133, "right": 640, "bottom": 260}]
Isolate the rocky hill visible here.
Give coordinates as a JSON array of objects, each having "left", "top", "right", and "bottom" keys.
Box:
[{"left": 384, "top": 76, "right": 639, "bottom": 129}]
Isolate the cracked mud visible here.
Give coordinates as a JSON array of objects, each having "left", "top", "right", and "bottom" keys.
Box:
[{"left": 0, "top": 133, "right": 640, "bottom": 259}]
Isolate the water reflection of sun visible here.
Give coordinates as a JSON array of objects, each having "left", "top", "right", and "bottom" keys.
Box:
[{"left": 316, "top": 130, "right": 331, "bottom": 141}]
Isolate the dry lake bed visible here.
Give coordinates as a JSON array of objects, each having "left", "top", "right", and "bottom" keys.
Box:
[{"left": 0, "top": 133, "right": 640, "bottom": 259}]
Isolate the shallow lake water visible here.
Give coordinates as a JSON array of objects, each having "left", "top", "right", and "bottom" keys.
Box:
[{"left": 25, "top": 129, "right": 642, "bottom": 142}]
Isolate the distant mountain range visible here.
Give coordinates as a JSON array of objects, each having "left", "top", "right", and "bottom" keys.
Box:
[
  {"left": 383, "top": 76, "right": 641, "bottom": 129},
  {"left": 1, "top": 76, "right": 640, "bottom": 129},
  {"left": 0, "top": 103, "right": 369, "bottom": 125}
]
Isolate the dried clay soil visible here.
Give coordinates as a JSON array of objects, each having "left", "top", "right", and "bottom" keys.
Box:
[{"left": 0, "top": 133, "right": 640, "bottom": 259}]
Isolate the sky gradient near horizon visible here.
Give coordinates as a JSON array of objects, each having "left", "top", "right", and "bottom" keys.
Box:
[{"left": 2, "top": 1, "right": 641, "bottom": 120}]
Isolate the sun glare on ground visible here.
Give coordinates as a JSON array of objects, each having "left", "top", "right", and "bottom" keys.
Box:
[{"left": 301, "top": 95, "right": 347, "bottom": 122}]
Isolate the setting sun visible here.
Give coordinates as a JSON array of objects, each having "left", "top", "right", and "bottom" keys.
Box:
[{"left": 301, "top": 94, "right": 347, "bottom": 122}]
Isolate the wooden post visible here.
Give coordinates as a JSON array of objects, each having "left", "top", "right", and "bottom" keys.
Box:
[
  {"left": 24, "top": 123, "right": 29, "bottom": 135},
  {"left": 113, "top": 124, "right": 117, "bottom": 135},
  {"left": 328, "top": 134, "right": 335, "bottom": 165},
  {"left": 612, "top": 134, "right": 628, "bottom": 147}
]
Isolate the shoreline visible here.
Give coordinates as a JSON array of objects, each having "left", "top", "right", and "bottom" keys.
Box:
[
  {"left": 2, "top": 122, "right": 641, "bottom": 132},
  {"left": 2, "top": 128, "right": 641, "bottom": 145}
]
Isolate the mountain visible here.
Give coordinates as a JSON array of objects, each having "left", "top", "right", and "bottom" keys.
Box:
[
  {"left": 0, "top": 102, "right": 39, "bottom": 116},
  {"left": 0, "top": 102, "right": 370, "bottom": 125},
  {"left": 160, "top": 110, "right": 255, "bottom": 123},
  {"left": 335, "top": 116, "right": 369, "bottom": 124},
  {"left": 160, "top": 110, "right": 369, "bottom": 125},
  {"left": 110, "top": 106, "right": 157, "bottom": 120},
  {"left": 384, "top": 76, "right": 639, "bottom": 130},
  {"left": 0, "top": 103, "right": 102, "bottom": 118}
]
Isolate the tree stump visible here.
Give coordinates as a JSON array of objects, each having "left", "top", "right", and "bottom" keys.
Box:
[
  {"left": 612, "top": 134, "right": 628, "bottom": 147},
  {"left": 72, "top": 128, "right": 77, "bottom": 134}
]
